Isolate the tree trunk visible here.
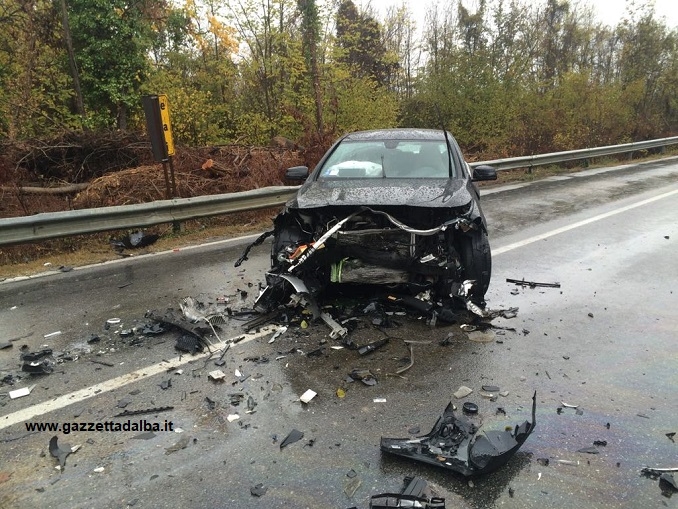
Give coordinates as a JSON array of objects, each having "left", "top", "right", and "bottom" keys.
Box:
[{"left": 59, "top": 0, "right": 85, "bottom": 117}]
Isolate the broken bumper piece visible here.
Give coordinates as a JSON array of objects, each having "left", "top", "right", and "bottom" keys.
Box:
[
  {"left": 380, "top": 391, "right": 536, "bottom": 476},
  {"left": 370, "top": 476, "right": 445, "bottom": 508}
]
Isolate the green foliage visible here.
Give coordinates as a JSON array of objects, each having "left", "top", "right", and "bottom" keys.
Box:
[
  {"left": 1, "top": 0, "right": 678, "bottom": 163},
  {"left": 66, "top": 0, "right": 155, "bottom": 129}
]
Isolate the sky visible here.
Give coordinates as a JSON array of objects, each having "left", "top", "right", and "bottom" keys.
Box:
[{"left": 359, "top": 0, "right": 678, "bottom": 32}]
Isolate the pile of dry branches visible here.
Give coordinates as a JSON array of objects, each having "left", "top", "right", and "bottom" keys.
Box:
[{"left": 73, "top": 146, "right": 305, "bottom": 208}]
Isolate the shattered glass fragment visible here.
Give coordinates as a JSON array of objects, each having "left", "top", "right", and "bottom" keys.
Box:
[
  {"left": 344, "top": 476, "right": 362, "bottom": 498},
  {"left": 165, "top": 435, "right": 190, "bottom": 454},
  {"left": 280, "top": 429, "right": 304, "bottom": 449},
  {"left": 453, "top": 386, "right": 473, "bottom": 399},
  {"left": 380, "top": 392, "right": 537, "bottom": 476}
]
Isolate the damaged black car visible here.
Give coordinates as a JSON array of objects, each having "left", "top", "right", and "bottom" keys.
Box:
[{"left": 255, "top": 128, "right": 497, "bottom": 310}]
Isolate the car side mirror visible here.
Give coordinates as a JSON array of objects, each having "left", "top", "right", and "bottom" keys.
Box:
[
  {"left": 472, "top": 165, "right": 497, "bottom": 182},
  {"left": 285, "top": 165, "right": 309, "bottom": 181}
]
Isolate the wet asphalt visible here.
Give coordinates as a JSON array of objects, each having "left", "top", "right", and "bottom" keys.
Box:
[{"left": 1, "top": 158, "right": 677, "bottom": 508}]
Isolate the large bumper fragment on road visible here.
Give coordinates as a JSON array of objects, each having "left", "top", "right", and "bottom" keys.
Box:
[{"left": 380, "top": 392, "right": 537, "bottom": 476}]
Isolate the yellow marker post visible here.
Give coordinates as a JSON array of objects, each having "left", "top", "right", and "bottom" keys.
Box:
[{"left": 158, "top": 94, "right": 175, "bottom": 156}]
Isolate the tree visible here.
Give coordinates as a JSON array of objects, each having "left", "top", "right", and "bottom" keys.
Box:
[
  {"left": 297, "top": 0, "right": 323, "bottom": 133},
  {"left": 65, "top": 0, "right": 156, "bottom": 129},
  {"left": 335, "top": 0, "right": 394, "bottom": 86}
]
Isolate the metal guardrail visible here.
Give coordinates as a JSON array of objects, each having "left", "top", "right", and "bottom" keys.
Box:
[
  {"left": 1, "top": 136, "right": 677, "bottom": 247},
  {"left": 0, "top": 186, "right": 299, "bottom": 246},
  {"left": 470, "top": 136, "right": 678, "bottom": 171}
]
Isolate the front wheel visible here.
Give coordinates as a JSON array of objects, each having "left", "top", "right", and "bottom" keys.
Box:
[{"left": 458, "top": 231, "right": 492, "bottom": 305}]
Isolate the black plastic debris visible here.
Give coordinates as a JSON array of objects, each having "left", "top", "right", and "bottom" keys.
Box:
[
  {"left": 667, "top": 432, "right": 676, "bottom": 442},
  {"left": 462, "top": 402, "right": 478, "bottom": 415},
  {"left": 21, "top": 349, "right": 53, "bottom": 362},
  {"left": 175, "top": 334, "right": 203, "bottom": 354},
  {"left": 234, "top": 230, "right": 275, "bottom": 267},
  {"left": 250, "top": 483, "right": 268, "bottom": 497},
  {"left": 110, "top": 231, "right": 159, "bottom": 251},
  {"left": 506, "top": 278, "right": 560, "bottom": 288},
  {"left": 380, "top": 392, "right": 537, "bottom": 476},
  {"left": 370, "top": 476, "right": 445, "bottom": 509},
  {"left": 114, "top": 406, "right": 174, "bottom": 417},
  {"left": 593, "top": 440, "right": 607, "bottom": 446},
  {"left": 280, "top": 429, "right": 304, "bottom": 449},
  {"left": 660, "top": 473, "right": 678, "bottom": 497},
  {"left": 117, "top": 398, "right": 132, "bottom": 409},
  {"left": 482, "top": 385, "right": 500, "bottom": 392},
  {"left": 49, "top": 436, "right": 72, "bottom": 470},
  {"left": 246, "top": 396, "right": 256, "bottom": 413},
  {"left": 21, "top": 349, "right": 55, "bottom": 375},
  {"left": 358, "top": 338, "right": 389, "bottom": 356},
  {"left": 143, "top": 323, "right": 165, "bottom": 335},
  {"left": 349, "top": 369, "right": 378, "bottom": 386}
]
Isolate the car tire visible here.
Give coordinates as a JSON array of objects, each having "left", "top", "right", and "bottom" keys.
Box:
[{"left": 458, "top": 231, "right": 491, "bottom": 304}]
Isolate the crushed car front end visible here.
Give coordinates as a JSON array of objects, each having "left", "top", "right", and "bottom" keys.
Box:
[{"left": 256, "top": 129, "right": 496, "bottom": 310}]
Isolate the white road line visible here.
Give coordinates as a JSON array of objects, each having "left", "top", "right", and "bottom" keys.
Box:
[
  {"left": 492, "top": 188, "right": 678, "bottom": 255},
  {"left": 0, "top": 326, "right": 276, "bottom": 430},
  {"left": 3, "top": 187, "right": 677, "bottom": 430}
]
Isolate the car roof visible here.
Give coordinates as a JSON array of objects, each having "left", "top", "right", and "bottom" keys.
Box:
[{"left": 342, "top": 128, "right": 449, "bottom": 142}]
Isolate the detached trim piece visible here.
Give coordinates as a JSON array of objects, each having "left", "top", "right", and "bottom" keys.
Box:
[{"left": 381, "top": 391, "right": 537, "bottom": 476}]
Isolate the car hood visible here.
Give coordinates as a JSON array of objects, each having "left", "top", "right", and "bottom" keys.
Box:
[{"left": 289, "top": 178, "right": 473, "bottom": 209}]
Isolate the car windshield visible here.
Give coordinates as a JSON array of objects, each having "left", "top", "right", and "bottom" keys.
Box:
[{"left": 318, "top": 140, "right": 456, "bottom": 179}]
